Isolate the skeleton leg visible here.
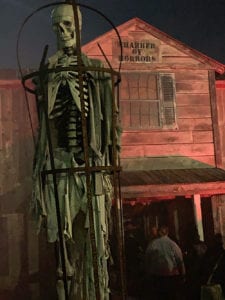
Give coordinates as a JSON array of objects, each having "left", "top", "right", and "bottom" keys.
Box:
[{"left": 56, "top": 239, "right": 74, "bottom": 300}]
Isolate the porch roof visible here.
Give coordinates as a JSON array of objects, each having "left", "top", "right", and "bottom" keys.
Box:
[{"left": 120, "top": 168, "right": 225, "bottom": 199}]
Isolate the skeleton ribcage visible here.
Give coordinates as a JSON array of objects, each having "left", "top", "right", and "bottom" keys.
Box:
[{"left": 49, "top": 71, "right": 89, "bottom": 165}]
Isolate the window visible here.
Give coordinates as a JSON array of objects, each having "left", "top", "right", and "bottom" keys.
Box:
[{"left": 120, "top": 72, "right": 176, "bottom": 129}]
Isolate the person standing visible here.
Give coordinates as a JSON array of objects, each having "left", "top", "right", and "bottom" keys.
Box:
[
  {"left": 145, "top": 225, "right": 186, "bottom": 300},
  {"left": 124, "top": 221, "right": 144, "bottom": 299},
  {"left": 185, "top": 229, "right": 207, "bottom": 300}
]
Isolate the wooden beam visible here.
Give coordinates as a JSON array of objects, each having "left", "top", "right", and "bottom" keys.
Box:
[
  {"left": 209, "top": 70, "right": 222, "bottom": 167},
  {"left": 121, "top": 181, "right": 225, "bottom": 198}
]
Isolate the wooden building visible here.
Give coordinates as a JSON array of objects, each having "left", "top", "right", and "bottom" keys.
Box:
[
  {"left": 1, "top": 17, "right": 225, "bottom": 298},
  {"left": 0, "top": 70, "right": 40, "bottom": 299},
  {"left": 83, "top": 17, "right": 225, "bottom": 249}
]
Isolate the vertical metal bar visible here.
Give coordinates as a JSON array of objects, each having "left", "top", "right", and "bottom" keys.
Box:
[
  {"left": 38, "top": 45, "right": 69, "bottom": 300},
  {"left": 111, "top": 74, "right": 126, "bottom": 299},
  {"left": 116, "top": 82, "right": 127, "bottom": 300},
  {"left": 95, "top": 41, "right": 126, "bottom": 298},
  {"left": 70, "top": 2, "right": 101, "bottom": 299}
]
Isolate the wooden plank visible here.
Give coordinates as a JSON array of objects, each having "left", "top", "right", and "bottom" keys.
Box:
[
  {"left": 0, "top": 86, "right": 35, "bottom": 188},
  {"left": 0, "top": 152, "right": 3, "bottom": 194},
  {"left": 221, "top": 130, "right": 225, "bottom": 157},
  {"left": 0, "top": 214, "right": 24, "bottom": 289},
  {"left": 177, "top": 118, "right": 212, "bottom": 130},
  {"left": 215, "top": 88, "right": 225, "bottom": 167},
  {"left": 192, "top": 131, "right": 213, "bottom": 143},
  {"left": 118, "top": 63, "right": 212, "bottom": 71},
  {"left": 13, "top": 87, "right": 28, "bottom": 131},
  {"left": 121, "top": 156, "right": 215, "bottom": 171},
  {"left": 121, "top": 182, "right": 225, "bottom": 198},
  {"left": 0, "top": 80, "right": 22, "bottom": 88},
  {"left": 216, "top": 89, "right": 225, "bottom": 125},
  {"left": 121, "top": 143, "right": 214, "bottom": 158},
  {"left": 1, "top": 150, "right": 15, "bottom": 194},
  {"left": 122, "top": 131, "right": 193, "bottom": 145},
  {"left": 2, "top": 120, "right": 13, "bottom": 151},
  {"left": 12, "top": 88, "right": 22, "bottom": 123},
  {"left": 0, "top": 216, "right": 9, "bottom": 276},
  {"left": 176, "top": 81, "right": 209, "bottom": 94},
  {"left": 12, "top": 89, "right": 23, "bottom": 184},
  {"left": 176, "top": 94, "right": 210, "bottom": 106},
  {"left": 175, "top": 70, "right": 208, "bottom": 81},
  {"left": 162, "top": 57, "right": 204, "bottom": 65},
  {"left": 160, "top": 45, "right": 188, "bottom": 57},
  {"left": 209, "top": 70, "right": 222, "bottom": 167},
  {"left": 1, "top": 89, "right": 13, "bottom": 122},
  {"left": 177, "top": 106, "right": 211, "bottom": 118}
]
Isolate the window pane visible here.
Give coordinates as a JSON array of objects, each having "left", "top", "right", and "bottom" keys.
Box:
[
  {"left": 139, "top": 73, "right": 148, "bottom": 88},
  {"left": 139, "top": 87, "right": 148, "bottom": 100},
  {"left": 130, "top": 87, "right": 139, "bottom": 100},
  {"left": 150, "top": 102, "right": 160, "bottom": 127},
  {"left": 120, "top": 72, "right": 176, "bottom": 129},
  {"left": 130, "top": 101, "right": 140, "bottom": 127},
  {"left": 122, "top": 101, "right": 161, "bottom": 128},
  {"left": 140, "top": 101, "right": 160, "bottom": 128},
  {"left": 129, "top": 73, "right": 139, "bottom": 87},
  {"left": 140, "top": 101, "right": 150, "bottom": 127},
  {"left": 148, "top": 74, "right": 158, "bottom": 99}
]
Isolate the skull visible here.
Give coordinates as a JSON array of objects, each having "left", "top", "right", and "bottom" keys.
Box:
[{"left": 51, "top": 4, "right": 82, "bottom": 50}]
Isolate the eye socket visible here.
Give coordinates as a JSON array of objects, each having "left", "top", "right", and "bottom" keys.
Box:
[{"left": 63, "top": 21, "right": 72, "bottom": 27}]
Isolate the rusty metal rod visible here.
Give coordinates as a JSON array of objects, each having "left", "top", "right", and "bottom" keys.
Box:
[
  {"left": 71, "top": 2, "right": 100, "bottom": 299},
  {"left": 110, "top": 74, "right": 126, "bottom": 299},
  {"left": 42, "top": 165, "right": 121, "bottom": 175},
  {"left": 38, "top": 45, "right": 69, "bottom": 300}
]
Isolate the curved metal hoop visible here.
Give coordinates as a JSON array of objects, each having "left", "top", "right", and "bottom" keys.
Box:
[{"left": 16, "top": 1, "right": 123, "bottom": 81}]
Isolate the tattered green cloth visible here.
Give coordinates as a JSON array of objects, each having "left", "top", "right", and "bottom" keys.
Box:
[{"left": 31, "top": 52, "right": 120, "bottom": 299}]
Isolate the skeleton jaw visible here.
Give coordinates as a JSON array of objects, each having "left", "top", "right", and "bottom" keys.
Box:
[
  {"left": 59, "top": 37, "right": 75, "bottom": 49},
  {"left": 55, "top": 20, "right": 76, "bottom": 49}
]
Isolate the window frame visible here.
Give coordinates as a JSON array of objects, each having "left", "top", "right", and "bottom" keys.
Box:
[{"left": 120, "top": 72, "right": 177, "bottom": 130}]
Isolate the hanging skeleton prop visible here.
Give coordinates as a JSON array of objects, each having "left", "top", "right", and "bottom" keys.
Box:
[{"left": 29, "top": 3, "right": 122, "bottom": 300}]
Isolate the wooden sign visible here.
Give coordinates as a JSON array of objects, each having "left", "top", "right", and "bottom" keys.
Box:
[{"left": 113, "top": 32, "right": 160, "bottom": 63}]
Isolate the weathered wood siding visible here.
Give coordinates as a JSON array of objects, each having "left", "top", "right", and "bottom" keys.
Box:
[
  {"left": 0, "top": 81, "right": 37, "bottom": 197},
  {"left": 215, "top": 81, "right": 225, "bottom": 168},
  {"left": 118, "top": 68, "right": 216, "bottom": 166},
  {"left": 0, "top": 78, "right": 39, "bottom": 293},
  {"left": 83, "top": 20, "right": 218, "bottom": 169}
]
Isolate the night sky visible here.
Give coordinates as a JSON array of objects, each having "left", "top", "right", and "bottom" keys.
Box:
[{"left": 1, "top": 0, "right": 225, "bottom": 69}]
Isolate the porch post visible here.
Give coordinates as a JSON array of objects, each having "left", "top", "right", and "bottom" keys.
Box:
[{"left": 193, "top": 194, "right": 204, "bottom": 241}]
